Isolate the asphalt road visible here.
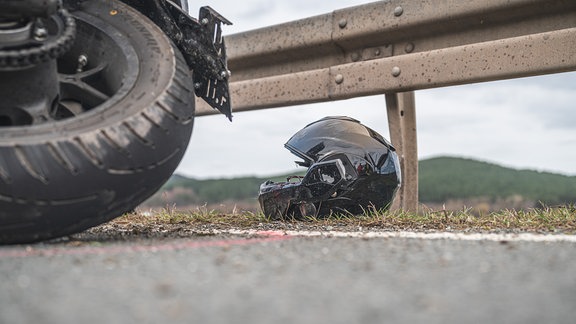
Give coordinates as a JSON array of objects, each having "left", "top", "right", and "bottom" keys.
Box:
[{"left": 1, "top": 231, "right": 575, "bottom": 324}]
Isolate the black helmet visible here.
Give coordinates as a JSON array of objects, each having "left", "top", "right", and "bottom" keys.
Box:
[{"left": 258, "top": 116, "right": 401, "bottom": 219}]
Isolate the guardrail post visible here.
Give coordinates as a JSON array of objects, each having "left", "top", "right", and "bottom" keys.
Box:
[{"left": 386, "top": 91, "right": 418, "bottom": 212}]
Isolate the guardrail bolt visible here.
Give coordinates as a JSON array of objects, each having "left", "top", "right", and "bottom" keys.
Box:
[
  {"left": 394, "top": 6, "right": 404, "bottom": 17},
  {"left": 392, "top": 66, "right": 401, "bottom": 77},
  {"left": 335, "top": 74, "right": 344, "bottom": 84},
  {"left": 338, "top": 19, "right": 347, "bottom": 29},
  {"left": 405, "top": 42, "right": 415, "bottom": 53}
]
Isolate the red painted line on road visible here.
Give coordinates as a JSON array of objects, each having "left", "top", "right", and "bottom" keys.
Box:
[{"left": 0, "top": 233, "right": 292, "bottom": 259}]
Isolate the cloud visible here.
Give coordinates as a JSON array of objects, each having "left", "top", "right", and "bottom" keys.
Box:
[{"left": 417, "top": 73, "right": 576, "bottom": 175}]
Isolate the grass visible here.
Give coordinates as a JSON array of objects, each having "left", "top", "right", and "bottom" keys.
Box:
[{"left": 109, "top": 204, "right": 576, "bottom": 234}]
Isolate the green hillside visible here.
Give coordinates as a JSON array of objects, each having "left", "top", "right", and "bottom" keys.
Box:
[
  {"left": 144, "top": 157, "right": 576, "bottom": 207},
  {"left": 419, "top": 157, "right": 576, "bottom": 204}
]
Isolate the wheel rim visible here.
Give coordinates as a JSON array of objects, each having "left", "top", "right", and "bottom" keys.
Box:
[
  {"left": 0, "top": 9, "right": 140, "bottom": 129},
  {"left": 55, "top": 10, "right": 139, "bottom": 121}
]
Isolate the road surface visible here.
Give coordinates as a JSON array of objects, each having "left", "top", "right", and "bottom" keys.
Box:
[{"left": 1, "top": 230, "right": 575, "bottom": 324}]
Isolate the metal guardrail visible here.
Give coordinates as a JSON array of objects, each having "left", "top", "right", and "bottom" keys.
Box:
[{"left": 196, "top": 0, "right": 576, "bottom": 211}]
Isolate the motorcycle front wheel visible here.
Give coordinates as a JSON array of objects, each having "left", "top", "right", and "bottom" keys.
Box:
[{"left": 0, "top": 0, "right": 195, "bottom": 244}]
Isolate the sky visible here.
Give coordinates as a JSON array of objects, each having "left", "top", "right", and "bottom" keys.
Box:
[{"left": 178, "top": 0, "right": 576, "bottom": 179}]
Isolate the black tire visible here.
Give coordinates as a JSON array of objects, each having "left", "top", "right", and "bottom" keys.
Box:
[{"left": 0, "top": 1, "right": 195, "bottom": 244}]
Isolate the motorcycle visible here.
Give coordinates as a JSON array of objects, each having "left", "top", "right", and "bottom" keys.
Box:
[{"left": 0, "top": 0, "right": 232, "bottom": 243}]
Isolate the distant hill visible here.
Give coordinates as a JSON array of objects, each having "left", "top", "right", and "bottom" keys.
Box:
[
  {"left": 142, "top": 157, "right": 576, "bottom": 208},
  {"left": 419, "top": 157, "right": 576, "bottom": 205}
]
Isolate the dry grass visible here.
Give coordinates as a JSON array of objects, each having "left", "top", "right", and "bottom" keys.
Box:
[{"left": 108, "top": 204, "right": 576, "bottom": 234}]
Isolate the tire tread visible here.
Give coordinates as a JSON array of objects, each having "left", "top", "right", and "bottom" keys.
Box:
[{"left": 14, "top": 146, "right": 49, "bottom": 184}]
